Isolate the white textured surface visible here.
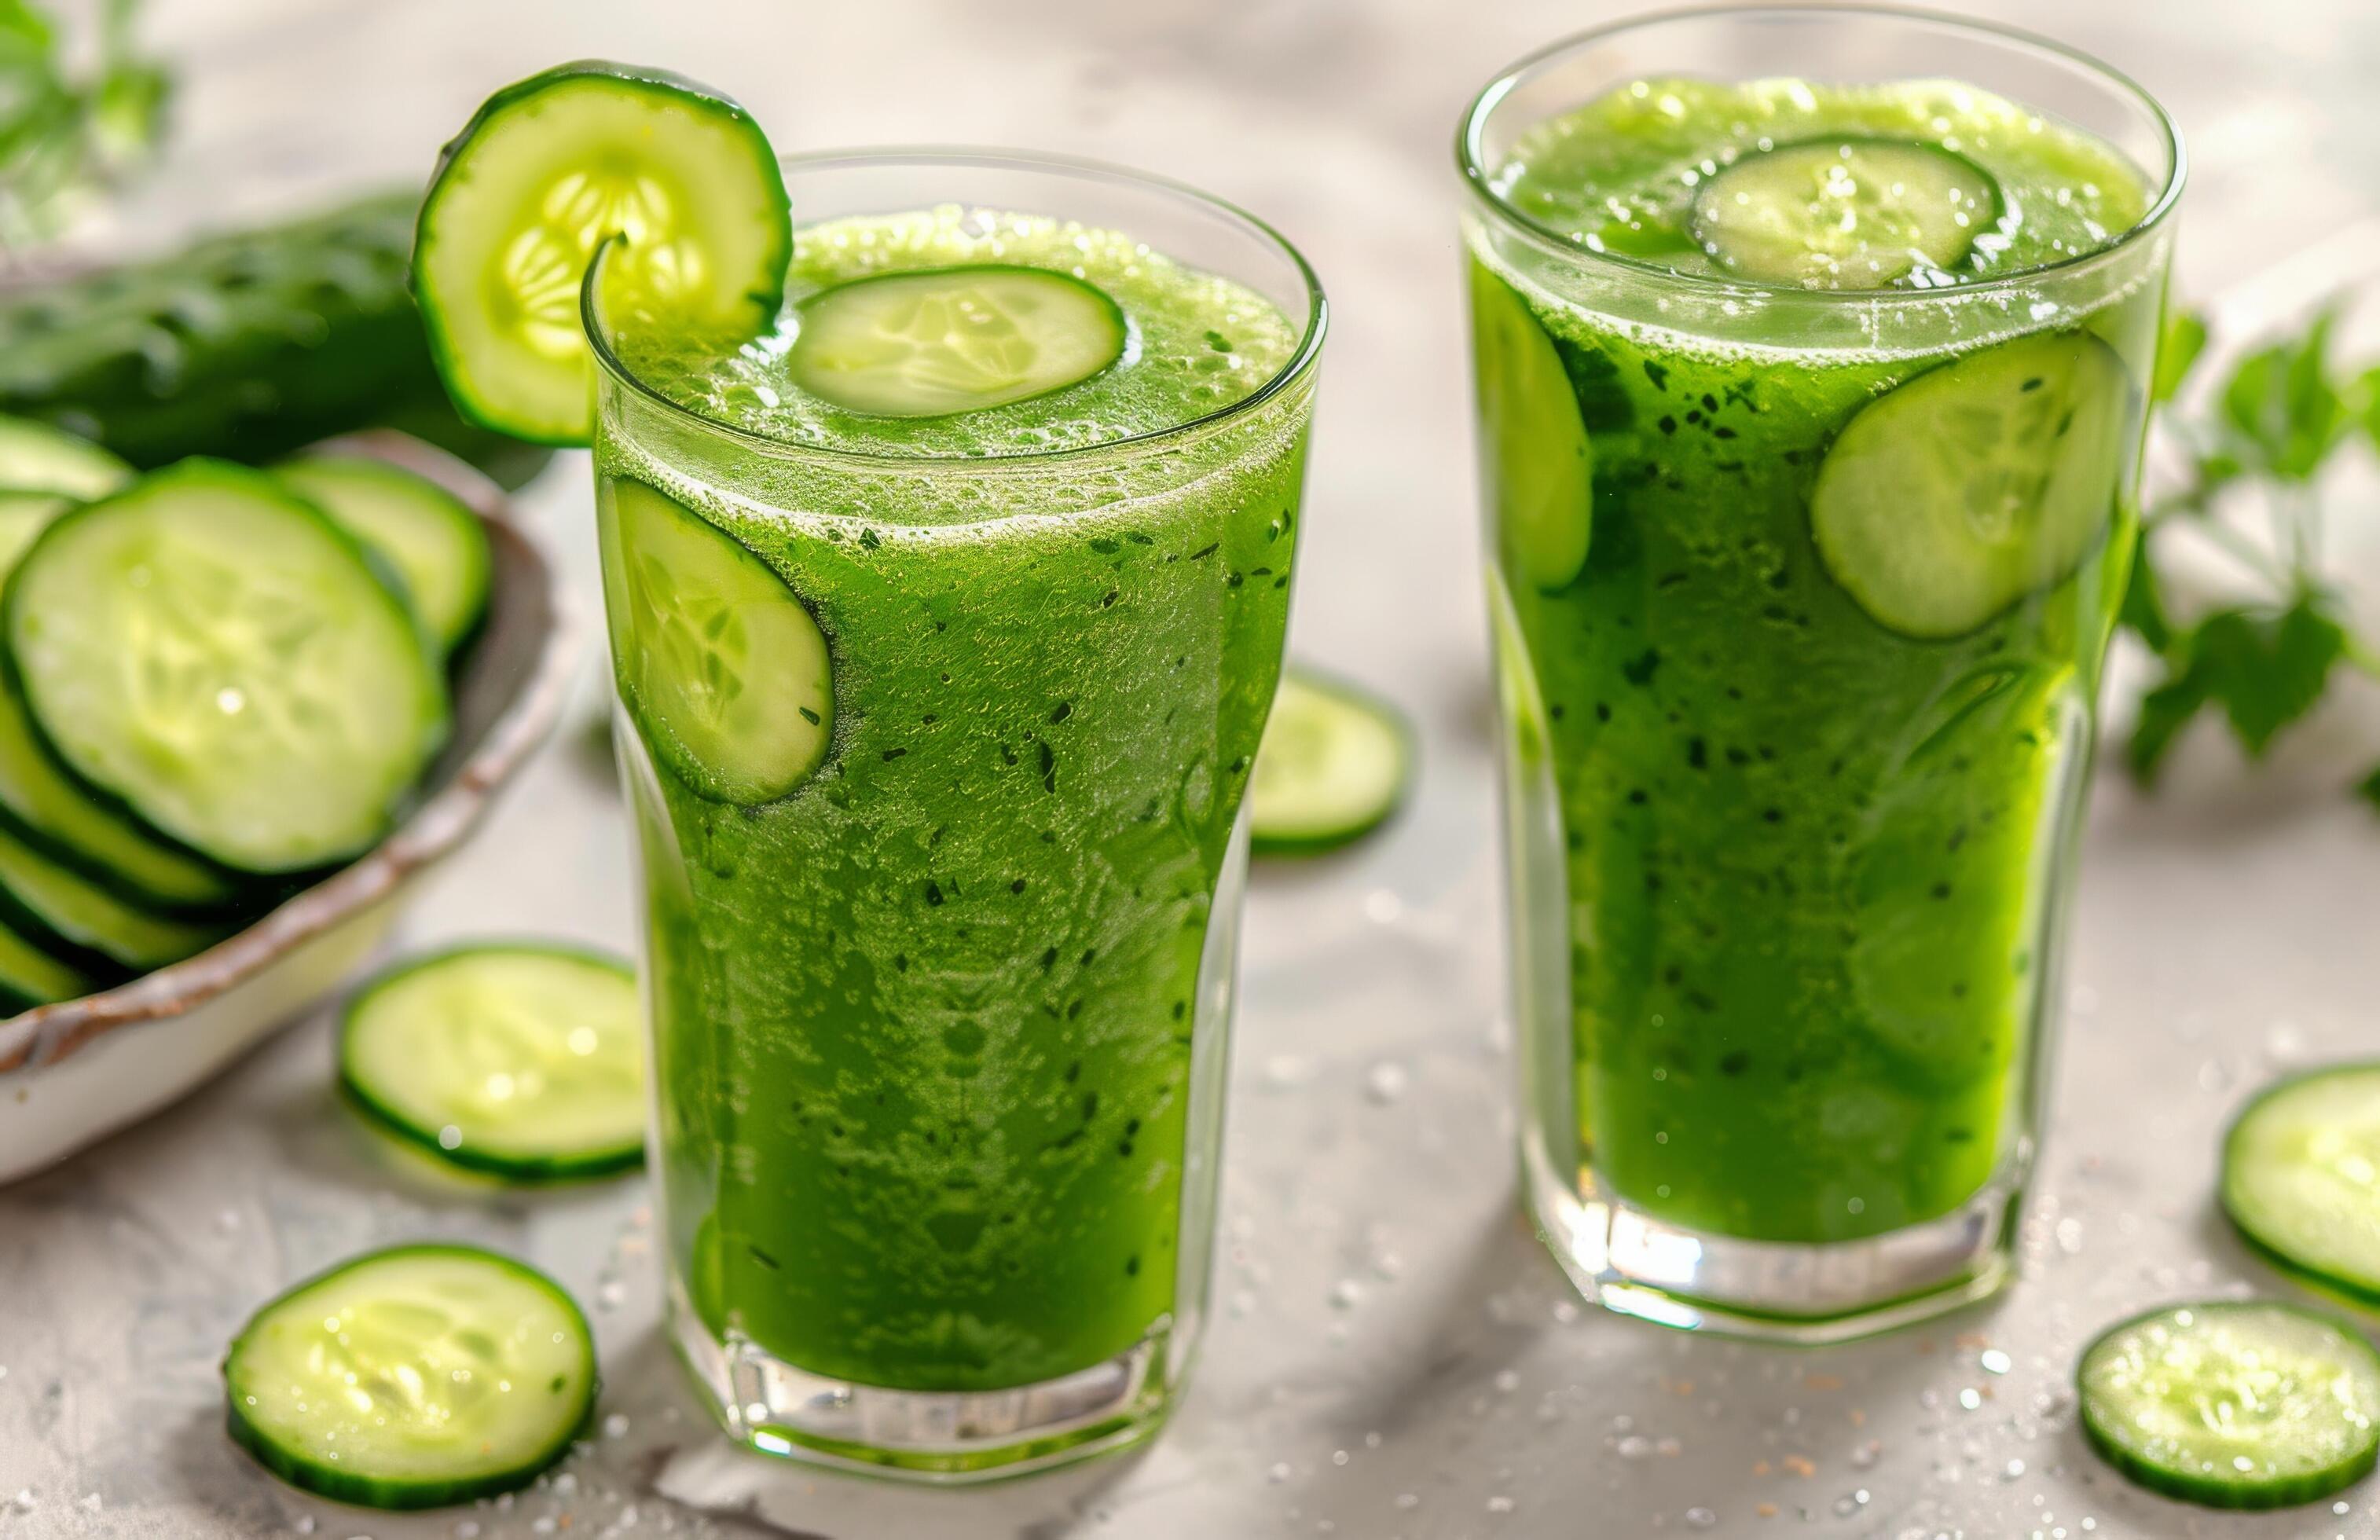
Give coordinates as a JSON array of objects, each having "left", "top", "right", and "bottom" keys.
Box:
[{"left": 6, "top": 0, "right": 2380, "bottom": 1536}]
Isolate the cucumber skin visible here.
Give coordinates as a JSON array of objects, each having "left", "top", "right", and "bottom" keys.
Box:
[
  {"left": 414, "top": 60, "right": 791, "bottom": 447},
  {"left": 1249, "top": 671, "right": 1415, "bottom": 859},
  {"left": 2221, "top": 1062, "right": 2380, "bottom": 1307},
  {"left": 2077, "top": 1300, "right": 2380, "bottom": 1510},
  {"left": 222, "top": 1243, "right": 598, "bottom": 1510},
  {"left": 337, "top": 941, "right": 645, "bottom": 1183},
  {"left": 0, "top": 192, "right": 552, "bottom": 490}
]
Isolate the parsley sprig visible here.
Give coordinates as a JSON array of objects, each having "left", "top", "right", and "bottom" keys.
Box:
[{"left": 2121, "top": 305, "right": 2380, "bottom": 806}]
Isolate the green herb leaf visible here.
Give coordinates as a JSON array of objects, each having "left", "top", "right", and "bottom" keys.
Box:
[
  {"left": 2219, "top": 309, "right": 2349, "bottom": 480},
  {"left": 2118, "top": 525, "right": 2173, "bottom": 654},
  {"left": 2127, "top": 668, "right": 2209, "bottom": 786},
  {"left": 2152, "top": 307, "right": 2208, "bottom": 404},
  {"left": 2126, "top": 597, "right": 2352, "bottom": 784},
  {"left": 2358, "top": 763, "right": 2380, "bottom": 814}
]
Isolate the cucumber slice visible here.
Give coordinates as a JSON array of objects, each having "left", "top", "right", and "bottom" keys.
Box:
[
  {"left": 0, "top": 907, "right": 95, "bottom": 1014},
  {"left": 340, "top": 944, "right": 644, "bottom": 1181},
  {"left": 0, "top": 492, "right": 74, "bottom": 575},
  {"left": 0, "top": 414, "right": 133, "bottom": 500},
  {"left": 2224, "top": 1063, "right": 2380, "bottom": 1304},
  {"left": 0, "top": 671, "right": 245, "bottom": 913},
  {"left": 222, "top": 1244, "right": 596, "bottom": 1509},
  {"left": 789, "top": 265, "right": 1128, "bottom": 418},
  {"left": 1810, "top": 332, "right": 2134, "bottom": 640},
  {"left": 1468, "top": 262, "right": 1593, "bottom": 591},
  {"left": 1691, "top": 138, "right": 2003, "bottom": 288},
  {"left": 0, "top": 821, "right": 226, "bottom": 972},
  {"left": 277, "top": 456, "right": 493, "bottom": 658},
  {"left": 2078, "top": 1300, "right": 2380, "bottom": 1510},
  {"left": 6, "top": 460, "right": 448, "bottom": 876},
  {"left": 413, "top": 61, "right": 791, "bottom": 446},
  {"left": 599, "top": 478, "right": 831, "bottom": 805},
  {"left": 1250, "top": 669, "right": 1412, "bottom": 856}
]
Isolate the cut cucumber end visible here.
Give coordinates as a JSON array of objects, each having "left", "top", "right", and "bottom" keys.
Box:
[
  {"left": 339, "top": 943, "right": 645, "bottom": 1182},
  {"left": 1811, "top": 330, "right": 2136, "bottom": 640},
  {"left": 2223, "top": 1063, "right": 2380, "bottom": 1305},
  {"left": 789, "top": 264, "right": 1128, "bottom": 418},
  {"left": 1691, "top": 138, "right": 2004, "bottom": 289},
  {"left": 222, "top": 1244, "right": 596, "bottom": 1509},
  {"left": 413, "top": 61, "right": 791, "bottom": 446},
  {"left": 6, "top": 460, "right": 449, "bottom": 876},
  {"left": 1250, "top": 669, "right": 1412, "bottom": 856},
  {"left": 599, "top": 478, "right": 832, "bottom": 805},
  {"left": 2077, "top": 1300, "right": 2380, "bottom": 1510},
  {"left": 276, "top": 456, "right": 494, "bottom": 658},
  {"left": 1468, "top": 262, "right": 1593, "bottom": 592}
]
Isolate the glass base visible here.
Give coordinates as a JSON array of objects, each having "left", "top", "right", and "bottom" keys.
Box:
[
  {"left": 1523, "top": 1139, "right": 2019, "bottom": 1343},
  {"left": 665, "top": 1278, "right": 1175, "bottom": 1483}
]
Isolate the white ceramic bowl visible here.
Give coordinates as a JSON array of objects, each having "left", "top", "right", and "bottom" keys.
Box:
[{"left": 0, "top": 431, "right": 580, "bottom": 1183}]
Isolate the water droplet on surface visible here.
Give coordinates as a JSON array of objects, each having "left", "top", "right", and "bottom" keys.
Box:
[
  {"left": 1957, "top": 1388, "right": 1982, "bottom": 1411},
  {"left": 1365, "top": 1062, "right": 1409, "bottom": 1105},
  {"left": 596, "top": 1278, "right": 628, "bottom": 1311},
  {"left": 1493, "top": 1370, "right": 1520, "bottom": 1394},
  {"left": 1394, "top": 1494, "right": 1420, "bottom": 1510},
  {"left": 1268, "top": 1462, "right": 1293, "bottom": 1484},
  {"left": 1979, "top": 1349, "right": 2011, "bottom": 1375},
  {"left": 603, "top": 1412, "right": 630, "bottom": 1439},
  {"left": 1616, "top": 1435, "right": 1655, "bottom": 1460},
  {"left": 1684, "top": 1508, "right": 1717, "bottom": 1529},
  {"left": 2004, "top": 1458, "right": 2026, "bottom": 1481},
  {"left": 1486, "top": 1495, "right": 1515, "bottom": 1515},
  {"left": 1330, "top": 1278, "right": 1364, "bottom": 1310}
]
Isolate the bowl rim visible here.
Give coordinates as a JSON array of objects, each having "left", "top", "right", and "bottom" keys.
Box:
[{"left": 0, "top": 431, "right": 582, "bottom": 1072}]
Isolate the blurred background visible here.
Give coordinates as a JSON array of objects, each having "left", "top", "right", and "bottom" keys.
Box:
[{"left": 6, "top": 2, "right": 2380, "bottom": 1538}]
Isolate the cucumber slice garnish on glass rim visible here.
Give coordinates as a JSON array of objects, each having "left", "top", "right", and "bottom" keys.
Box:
[
  {"left": 1249, "top": 669, "right": 1413, "bottom": 856},
  {"left": 1810, "top": 330, "right": 2134, "bottom": 640},
  {"left": 788, "top": 264, "right": 1128, "bottom": 417},
  {"left": 2077, "top": 1300, "right": 2380, "bottom": 1510},
  {"left": 2223, "top": 1062, "right": 2380, "bottom": 1304},
  {"left": 222, "top": 1244, "right": 597, "bottom": 1510},
  {"left": 1690, "top": 138, "right": 2004, "bottom": 288},
  {"left": 412, "top": 60, "right": 792, "bottom": 446},
  {"left": 600, "top": 478, "right": 832, "bottom": 805},
  {"left": 339, "top": 943, "right": 645, "bottom": 1182}
]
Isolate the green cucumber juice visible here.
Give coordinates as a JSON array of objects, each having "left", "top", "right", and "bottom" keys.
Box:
[
  {"left": 1470, "top": 79, "right": 2162, "bottom": 1245},
  {"left": 596, "top": 207, "right": 1313, "bottom": 1391}
]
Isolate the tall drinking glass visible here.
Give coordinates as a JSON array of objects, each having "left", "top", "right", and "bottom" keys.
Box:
[
  {"left": 583, "top": 151, "right": 1325, "bottom": 1477},
  {"left": 1458, "top": 8, "right": 2181, "bottom": 1338}
]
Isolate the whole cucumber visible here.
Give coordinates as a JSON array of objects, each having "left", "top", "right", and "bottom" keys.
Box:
[{"left": 0, "top": 190, "right": 552, "bottom": 490}]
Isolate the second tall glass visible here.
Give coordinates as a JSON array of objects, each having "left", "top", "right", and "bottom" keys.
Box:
[{"left": 1459, "top": 8, "right": 2181, "bottom": 1338}]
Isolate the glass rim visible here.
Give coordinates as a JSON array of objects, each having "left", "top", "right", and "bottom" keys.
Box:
[
  {"left": 581, "top": 145, "right": 1329, "bottom": 469},
  {"left": 1453, "top": 2, "right": 2187, "bottom": 304}
]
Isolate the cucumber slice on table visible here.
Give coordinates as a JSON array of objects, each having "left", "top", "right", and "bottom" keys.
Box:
[
  {"left": 789, "top": 265, "right": 1128, "bottom": 417},
  {"left": 2077, "top": 1300, "right": 2380, "bottom": 1510},
  {"left": 1250, "top": 670, "right": 1412, "bottom": 856},
  {"left": 340, "top": 944, "right": 644, "bottom": 1181},
  {"left": 222, "top": 1244, "right": 596, "bottom": 1509},
  {"left": 277, "top": 456, "right": 493, "bottom": 658},
  {"left": 1468, "top": 262, "right": 1593, "bottom": 591},
  {"left": 0, "top": 414, "right": 133, "bottom": 500},
  {"left": 0, "top": 822, "right": 226, "bottom": 972},
  {"left": 2224, "top": 1062, "right": 2380, "bottom": 1302},
  {"left": 1811, "top": 331, "right": 2134, "bottom": 640},
  {"left": 413, "top": 61, "right": 791, "bottom": 445},
  {"left": 1691, "top": 138, "right": 2003, "bottom": 288},
  {"left": 6, "top": 460, "right": 448, "bottom": 876},
  {"left": 0, "top": 908, "right": 94, "bottom": 1014},
  {"left": 600, "top": 478, "right": 831, "bottom": 805}
]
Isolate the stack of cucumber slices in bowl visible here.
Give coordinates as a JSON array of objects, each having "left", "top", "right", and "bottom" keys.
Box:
[{"left": 0, "top": 412, "right": 490, "bottom": 1010}]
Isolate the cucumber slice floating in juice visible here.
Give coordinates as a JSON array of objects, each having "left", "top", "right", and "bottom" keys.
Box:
[
  {"left": 0, "top": 821, "right": 227, "bottom": 972},
  {"left": 222, "top": 1244, "right": 596, "bottom": 1509},
  {"left": 1810, "top": 331, "right": 2134, "bottom": 640},
  {"left": 277, "top": 456, "right": 493, "bottom": 658},
  {"left": 2223, "top": 1063, "right": 2380, "bottom": 1304},
  {"left": 1249, "top": 669, "right": 1412, "bottom": 856},
  {"left": 6, "top": 460, "right": 449, "bottom": 876},
  {"left": 413, "top": 61, "right": 791, "bottom": 445},
  {"left": 0, "top": 414, "right": 132, "bottom": 500},
  {"left": 340, "top": 943, "right": 644, "bottom": 1181},
  {"left": 2077, "top": 1300, "right": 2380, "bottom": 1510},
  {"left": 1468, "top": 262, "right": 1592, "bottom": 591},
  {"left": 600, "top": 478, "right": 831, "bottom": 805},
  {"left": 788, "top": 265, "right": 1128, "bottom": 418},
  {"left": 1691, "top": 138, "right": 2003, "bottom": 288}
]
